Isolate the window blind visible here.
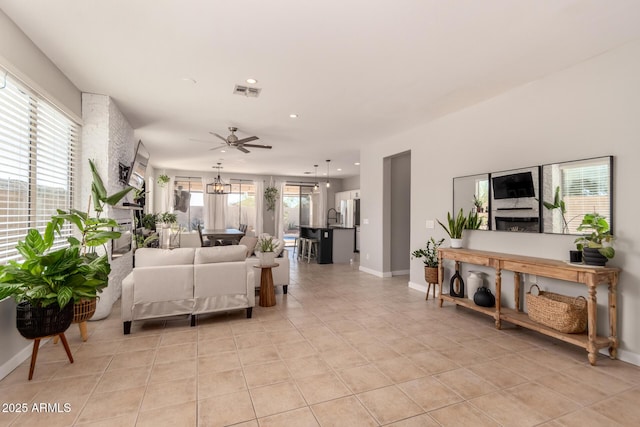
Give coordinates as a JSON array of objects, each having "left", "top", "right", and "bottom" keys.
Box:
[
  {"left": 561, "top": 160, "right": 610, "bottom": 233},
  {"left": 0, "top": 72, "right": 78, "bottom": 263}
]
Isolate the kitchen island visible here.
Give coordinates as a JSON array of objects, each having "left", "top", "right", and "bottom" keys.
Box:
[{"left": 299, "top": 226, "right": 356, "bottom": 264}]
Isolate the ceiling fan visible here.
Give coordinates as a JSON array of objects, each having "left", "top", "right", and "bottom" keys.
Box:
[{"left": 210, "top": 127, "right": 272, "bottom": 153}]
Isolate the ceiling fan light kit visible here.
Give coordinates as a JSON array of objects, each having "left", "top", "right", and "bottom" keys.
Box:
[{"left": 210, "top": 127, "right": 272, "bottom": 154}]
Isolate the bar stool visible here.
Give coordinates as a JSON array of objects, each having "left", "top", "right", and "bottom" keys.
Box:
[
  {"left": 298, "top": 238, "right": 308, "bottom": 260},
  {"left": 305, "top": 238, "right": 318, "bottom": 263}
]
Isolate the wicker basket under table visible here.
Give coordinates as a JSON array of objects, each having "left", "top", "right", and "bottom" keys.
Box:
[{"left": 526, "top": 284, "right": 587, "bottom": 334}]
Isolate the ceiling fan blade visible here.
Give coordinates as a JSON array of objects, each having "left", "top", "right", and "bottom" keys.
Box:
[
  {"left": 210, "top": 132, "right": 228, "bottom": 143},
  {"left": 237, "top": 146, "right": 250, "bottom": 153},
  {"left": 242, "top": 144, "right": 272, "bottom": 149},
  {"left": 208, "top": 144, "right": 227, "bottom": 151},
  {"left": 235, "top": 136, "right": 259, "bottom": 144}
]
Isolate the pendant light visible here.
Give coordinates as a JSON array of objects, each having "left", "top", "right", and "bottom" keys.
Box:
[
  {"left": 325, "top": 159, "right": 331, "bottom": 188},
  {"left": 313, "top": 165, "right": 319, "bottom": 191},
  {"left": 207, "top": 163, "right": 231, "bottom": 194}
]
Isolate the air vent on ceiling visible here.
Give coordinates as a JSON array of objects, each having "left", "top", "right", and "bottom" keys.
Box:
[{"left": 233, "top": 85, "right": 261, "bottom": 97}]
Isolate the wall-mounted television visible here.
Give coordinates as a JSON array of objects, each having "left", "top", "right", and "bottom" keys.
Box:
[
  {"left": 492, "top": 171, "right": 535, "bottom": 199},
  {"left": 127, "top": 140, "right": 149, "bottom": 190}
]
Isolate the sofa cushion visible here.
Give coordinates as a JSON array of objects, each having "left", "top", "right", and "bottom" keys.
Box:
[
  {"left": 238, "top": 236, "right": 258, "bottom": 257},
  {"left": 195, "top": 245, "right": 247, "bottom": 264},
  {"left": 135, "top": 248, "right": 195, "bottom": 267}
]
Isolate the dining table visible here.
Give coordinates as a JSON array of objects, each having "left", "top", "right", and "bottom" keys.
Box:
[{"left": 200, "top": 228, "right": 245, "bottom": 245}]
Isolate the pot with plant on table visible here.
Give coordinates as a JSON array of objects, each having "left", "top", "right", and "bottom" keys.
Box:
[
  {"left": 0, "top": 159, "right": 133, "bottom": 379},
  {"left": 574, "top": 213, "right": 615, "bottom": 266},
  {"left": 412, "top": 237, "right": 444, "bottom": 300}
]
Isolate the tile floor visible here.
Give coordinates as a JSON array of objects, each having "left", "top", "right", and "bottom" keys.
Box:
[{"left": 1, "top": 255, "right": 639, "bottom": 426}]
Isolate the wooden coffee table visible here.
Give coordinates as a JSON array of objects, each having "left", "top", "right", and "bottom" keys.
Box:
[{"left": 254, "top": 263, "right": 279, "bottom": 307}]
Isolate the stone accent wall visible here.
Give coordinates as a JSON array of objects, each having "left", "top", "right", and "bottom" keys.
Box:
[{"left": 80, "top": 93, "right": 136, "bottom": 320}]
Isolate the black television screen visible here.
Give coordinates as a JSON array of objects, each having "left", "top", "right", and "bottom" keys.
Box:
[
  {"left": 492, "top": 171, "right": 535, "bottom": 199},
  {"left": 127, "top": 140, "right": 149, "bottom": 190}
]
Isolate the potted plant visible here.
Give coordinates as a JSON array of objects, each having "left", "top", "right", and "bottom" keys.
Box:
[
  {"left": 256, "top": 235, "right": 276, "bottom": 265},
  {"left": 0, "top": 159, "right": 133, "bottom": 340},
  {"left": 574, "top": 213, "right": 615, "bottom": 266},
  {"left": 157, "top": 174, "right": 170, "bottom": 188},
  {"left": 264, "top": 185, "right": 279, "bottom": 212},
  {"left": 158, "top": 212, "right": 178, "bottom": 228},
  {"left": 411, "top": 237, "right": 444, "bottom": 294},
  {"left": 437, "top": 209, "right": 468, "bottom": 248}
]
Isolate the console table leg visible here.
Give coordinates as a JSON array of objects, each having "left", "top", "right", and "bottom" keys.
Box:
[
  {"left": 495, "top": 268, "right": 502, "bottom": 329},
  {"left": 587, "top": 282, "right": 598, "bottom": 366},
  {"left": 608, "top": 273, "right": 619, "bottom": 359}
]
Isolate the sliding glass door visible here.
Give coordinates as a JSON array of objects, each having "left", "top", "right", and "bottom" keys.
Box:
[{"left": 282, "top": 184, "right": 315, "bottom": 245}]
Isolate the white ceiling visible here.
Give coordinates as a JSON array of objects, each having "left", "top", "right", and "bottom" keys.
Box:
[{"left": 2, "top": 0, "right": 640, "bottom": 178}]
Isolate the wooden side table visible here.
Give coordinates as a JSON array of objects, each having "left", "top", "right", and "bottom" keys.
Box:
[{"left": 254, "top": 263, "right": 279, "bottom": 307}]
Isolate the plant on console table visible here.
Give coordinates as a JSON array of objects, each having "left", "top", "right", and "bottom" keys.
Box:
[
  {"left": 0, "top": 159, "right": 133, "bottom": 343},
  {"left": 574, "top": 213, "right": 615, "bottom": 266},
  {"left": 437, "top": 209, "right": 467, "bottom": 248},
  {"left": 412, "top": 237, "right": 444, "bottom": 299}
]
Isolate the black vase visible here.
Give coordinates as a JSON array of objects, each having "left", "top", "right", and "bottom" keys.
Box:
[
  {"left": 473, "top": 287, "right": 496, "bottom": 307},
  {"left": 450, "top": 271, "right": 465, "bottom": 298},
  {"left": 16, "top": 301, "right": 74, "bottom": 339},
  {"left": 582, "top": 247, "right": 608, "bottom": 266}
]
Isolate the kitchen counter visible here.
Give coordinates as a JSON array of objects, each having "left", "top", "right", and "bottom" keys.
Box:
[{"left": 299, "top": 226, "right": 356, "bottom": 264}]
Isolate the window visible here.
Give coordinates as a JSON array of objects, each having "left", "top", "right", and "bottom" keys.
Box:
[
  {"left": 173, "top": 177, "right": 203, "bottom": 231},
  {"left": 562, "top": 161, "right": 610, "bottom": 233},
  {"left": 227, "top": 181, "right": 256, "bottom": 230},
  {"left": 0, "top": 72, "right": 78, "bottom": 263}
]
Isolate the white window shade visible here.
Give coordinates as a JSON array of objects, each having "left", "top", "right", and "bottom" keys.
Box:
[{"left": 0, "top": 72, "right": 78, "bottom": 263}]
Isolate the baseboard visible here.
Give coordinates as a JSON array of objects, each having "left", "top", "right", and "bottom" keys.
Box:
[
  {"left": 0, "top": 340, "right": 42, "bottom": 381},
  {"left": 358, "top": 266, "right": 392, "bottom": 278},
  {"left": 611, "top": 348, "right": 640, "bottom": 367},
  {"left": 408, "top": 281, "right": 428, "bottom": 293},
  {"left": 391, "top": 269, "right": 410, "bottom": 276}
]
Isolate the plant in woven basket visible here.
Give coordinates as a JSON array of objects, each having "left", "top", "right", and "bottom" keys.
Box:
[
  {"left": 411, "top": 237, "right": 444, "bottom": 268},
  {"left": 0, "top": 159, "right": 133, "bottom": 315}
]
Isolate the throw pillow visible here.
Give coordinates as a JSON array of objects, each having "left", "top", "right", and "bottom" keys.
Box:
[{"left": 238, "top": 236, "right": 258, "bottom": 258}]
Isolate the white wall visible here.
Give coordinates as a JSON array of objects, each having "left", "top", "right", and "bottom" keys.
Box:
[
  {"left": 81, "top": 93, "right": 136, "bottom": 320},
  {"left": 0, "top": 10, "right": 81, "bottom": 120},
  {"left": 360, "top": 40, "right": 640, "bottom": 364}
]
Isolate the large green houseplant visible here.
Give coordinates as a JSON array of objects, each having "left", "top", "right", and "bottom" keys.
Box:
[
  {"left": 0, "top": 160, "right": 133, "bottom": 337},
  {"left": 574, "top": 213, "right": 615, "bottom": 266}
]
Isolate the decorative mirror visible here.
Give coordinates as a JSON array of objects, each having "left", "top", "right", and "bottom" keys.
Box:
[
  {"left": 453, "top": 173, "right": 490, "bottom": 230},
  {"left": 490, "top": 166, "right": 541, "bottom": 233},
  {"left": 541, "top": 156, "right": 613, "bottom": 235}
]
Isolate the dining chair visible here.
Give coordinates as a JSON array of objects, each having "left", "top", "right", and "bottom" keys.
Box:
[{"left": 197, "top": 225, "right": 212, "bottom": 247}]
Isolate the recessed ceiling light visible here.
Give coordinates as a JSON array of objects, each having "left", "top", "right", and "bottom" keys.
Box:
[
  {"left": 337, "top": 168, "right": 342, "bottom": 171},
  {"left": 180, "top": 77, "right": 197, "bottom": 84},
  {"left": 221, "top": 150, "right": 226, "bottom": 153},
  {"left": 354, "top": 162, "right": 360, "bottom": 166},
  {"left": 246, "top": 78, "right": 258, "bottom": 84},
  {"left": 289, "top": 114, "right": 298, "bottom": 118}
]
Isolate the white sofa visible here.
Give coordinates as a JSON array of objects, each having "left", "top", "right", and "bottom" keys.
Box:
[{"left": 121, "top": 246, "right": 255, "bottom": 334}]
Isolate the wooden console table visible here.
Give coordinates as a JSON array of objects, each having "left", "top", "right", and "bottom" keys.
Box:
[{"left": 437, "top": 248, "right": 620, "bottom": 365}]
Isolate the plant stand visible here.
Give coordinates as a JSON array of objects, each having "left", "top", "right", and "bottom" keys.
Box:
[
  {"left": 424, "top": 266, "right": 439, "bottom": 300},
  {"left": 29, "top": 333, "right": 74, "bottom": 380}
]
